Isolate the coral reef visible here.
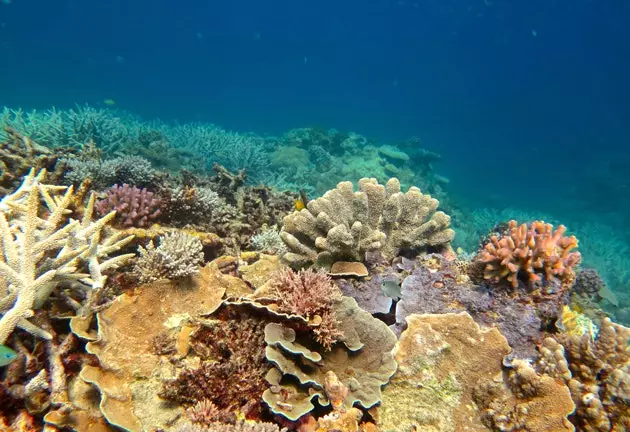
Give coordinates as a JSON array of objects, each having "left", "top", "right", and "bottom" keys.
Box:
[
  {"left": 133, "top": 231, "right": 205, "bottom": 283},
  {"left": 280, "top": 177, "right": 454, "bottom": 268},
  {"left": 262, "top": 296, "right": 397, "bottom": 421},
  {"left": 0, "top": 169, "right": 134, "bottom": 344},
  {"left": 380, "top": 312, "right": 510, "bottom": 432},
  {"left": 478, "top": 220, "right": 581, "bottom": 290},
  {"left": 161, "top": 314, "right": 271, "bottom": 421},
  {"left": 547, "top": 318, "right": 630, "bottom": 431},
  {"left": 0, "top": 128, "right": 65, "bottom": 196},
  {"left": 267, "top": 268, "right": 343, "bottom": 349},
  {"left": 95, "top": 183, "right": 162, "bottom": 227},
  {"left": 473, "top": 359, "right": 575, "bottom": 431},
  {"left": 63, "top": 154, "right": 155, "bottom": 190}
]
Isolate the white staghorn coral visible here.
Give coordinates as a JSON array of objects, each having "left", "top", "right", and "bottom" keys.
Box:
[{"left": 0, "top": 169, "right": 135, "bottom": 344}]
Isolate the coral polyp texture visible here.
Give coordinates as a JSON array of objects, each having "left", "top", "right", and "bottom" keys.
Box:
[
  {"left": 133, "top": 231, "right": 205, "bottom": 283},
  {"left": 280, "top": 177, "right": 454, "bottom": 268},
  {"left": 478, "top": 220, "right": 581, "bottom": 289},
  {"left": 0, "top": 169, "right": 135, "bottom": 344},
  {"left": 95, "top": 183, "right": 162, "bottom": 227}
]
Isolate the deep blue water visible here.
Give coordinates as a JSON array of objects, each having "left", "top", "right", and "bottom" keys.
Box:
[{"left": 1, "top": 0, "right": 629, "bottom": 235}]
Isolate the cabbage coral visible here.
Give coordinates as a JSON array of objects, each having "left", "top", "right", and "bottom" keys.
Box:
[{"left": 479, "top": 220, "right": 581, "bottom": 289}]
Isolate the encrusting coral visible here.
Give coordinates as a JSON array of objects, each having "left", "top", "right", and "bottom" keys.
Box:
[
  {"left": 478, "top": 220, "right": 581, "bottom": 290},
  {"left": 280, "top": 177, "right": 454, "bottom": 268},
  {"left": 0, "top": 169, "right": 135, "bottom": 344},
  {"left": 133, "top": 231, "right": 205, "bottom": 283}
]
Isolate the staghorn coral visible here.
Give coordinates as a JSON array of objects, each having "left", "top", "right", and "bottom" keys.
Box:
[
  {"left": 280, "top": 178, "right": 454, "bottom": 268},
  {"left": 268, "top": 268, "right": 343, "bottom": 349},
  {"left": 262, "top": 296, "right": 397, "bottom": 421},
  {"left": 0, "top": 169, "right": 135, "bottom": 344},
  {"left": 478, "top": 220, "right": 581, "bottom": 290},
  {"left": 95, "top": 183, "right": 162, "bottom": 227},
  {"left": 473, "top": 359, "right": 575, "bottom": 432},
  {"left": 251, "top": 226, "right": 288, "bottom": 256},
  {"left": 0, "top": 127, "right": 65, "bottom": 196},
  {"left": 133, "top": 231, "right": 205, "bottom": 283}
]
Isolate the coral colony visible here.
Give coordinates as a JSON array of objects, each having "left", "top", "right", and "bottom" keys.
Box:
[{"left": 0, "top": 109, "right": 628, "bottom": 432}]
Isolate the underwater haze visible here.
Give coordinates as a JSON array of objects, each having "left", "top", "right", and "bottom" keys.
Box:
[{"left": 2, "top": 1, "right": 630, "bottom": 430}]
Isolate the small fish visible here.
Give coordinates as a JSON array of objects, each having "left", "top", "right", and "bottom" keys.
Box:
[
  {"left": 531, "top": 29, "right": 537, "bottom": 37},
  {"left": 103, "top": 99, "right": 116, "bottom": 106},
  {"left": 0, "top": 344, "right": 17, "bottom": 366},
  {"left": 295, "top": 198, "right": 305, "bottom": 211}
]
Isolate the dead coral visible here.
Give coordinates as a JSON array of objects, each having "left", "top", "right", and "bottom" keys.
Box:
[
  {"left": 269, "top": 268, "right": 343, "bottom": 350},
  {"left": 280, "top": 178, "right": 454, "bottom": 268},
  {"left": 478, "top": 220, "right": 581, "bottom": 290},
  {"left": 174, "top": 420, "right": 287, "bottom": 432}
]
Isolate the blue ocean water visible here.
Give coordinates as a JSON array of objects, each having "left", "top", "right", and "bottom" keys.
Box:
[{"left": 1, "top": 0, "right": 629, "bottom": 291}]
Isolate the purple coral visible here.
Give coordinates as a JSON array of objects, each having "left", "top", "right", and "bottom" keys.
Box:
[{"left": 96, "top": 184, "right": 162, "bottom": 227}]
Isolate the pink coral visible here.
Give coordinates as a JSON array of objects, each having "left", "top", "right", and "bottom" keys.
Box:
[
  {"left": 96, "top": 183, "right": 162, "bottom": 227},
  {"left": 479, "top": 220, "right": 581, "bottom": 289}
]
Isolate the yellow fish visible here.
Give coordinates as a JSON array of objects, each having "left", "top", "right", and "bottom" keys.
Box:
[{"left": 295, "top": 198, "right": 305, "bottom": 211}]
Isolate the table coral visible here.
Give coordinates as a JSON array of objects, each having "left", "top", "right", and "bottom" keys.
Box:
[
  {"left": 262, "top": 296, "right": 397, "bottom": 421},
  {"left": 72, "top": 263, "right": 230, "bottom": 432},
  {"left": 280, "top": 177, "right": 454, "bottom": 268},
  {"left": 478, "top": 220, "right": 581, "bottom": 290}
]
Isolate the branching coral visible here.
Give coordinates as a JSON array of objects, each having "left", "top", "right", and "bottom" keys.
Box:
[
  {"left": 95, "top": 183, "right": 162, "bottom": 227},
  {"left": 0, "top": 169, "right": 135, "bottom": 344},
  {"left": 133, "top": 231, "right": 204, "bottom": 284},
  {"left": 280, "top": 178, "right": 454, "bottom": 268},
  {"left": 269, "top": 268, "right": 343, "bottom": 349},
  {"left": 478, "top": 220, "right": 581, "bottom": 289},
  {"left": 546, "top": 318, "right": 630, "bottom": 431}
]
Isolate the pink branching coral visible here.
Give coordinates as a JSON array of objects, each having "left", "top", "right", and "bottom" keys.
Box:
[
  {"left": 270, "top": 268, "right": 343, "bottom": 350},
  {"left": 96, "top": 183, "right": 162, "bottom": 227},
  {"left": 479, "top": 220, "right": 581, "bottom": 289}
]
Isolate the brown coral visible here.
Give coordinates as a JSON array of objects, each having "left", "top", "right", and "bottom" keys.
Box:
[
  {"left": 551, "top": 318, "right": 630, "bottom": 431},
  {"left": 478, "top": 220, "right": 581, "bottom": 289},
  {"left": 269, "top": 268, "right": 343, "bottom": 349},
  {"left": 280, "top": 178, "right": 454, "bottom": 268},
  {"left": 474, "top": 359, "right": 575, "bottom": 432}
]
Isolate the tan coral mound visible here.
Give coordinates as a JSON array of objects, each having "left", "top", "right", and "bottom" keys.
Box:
[
  {"left": 542, "top": 319, "right": 630, "bottom": 431},
  {"left": 479, "top": 220, "right": 581, "bottom": 289},
  {"left": 280, "top": 178, "right": 454, "bottom": 268},
  {"left": 379, "top": 312, "right": 510, "bottom": 432},
  {"left": 474, "top": 359, "right": 575, "bottom": 432},
  {"left": 52, "top": 262, "right": 236, "bottom": 432}
]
